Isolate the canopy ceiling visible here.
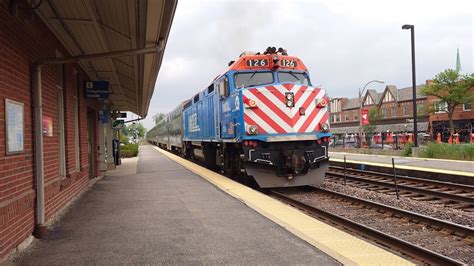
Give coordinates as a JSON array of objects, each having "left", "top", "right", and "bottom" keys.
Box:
[{"left": 35, "top": 0, "right": 177, "bottom": 117}]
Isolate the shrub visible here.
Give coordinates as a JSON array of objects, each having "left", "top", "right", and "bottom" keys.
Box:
[
  {"left": 120, "top": 144, "right": 139, "bottom": 158},
  {"left": 403, "top": 142, "right": 414, "bottom": 157},
  {"left": 419, "top": 143, "right": 474, "bottom": 161}
]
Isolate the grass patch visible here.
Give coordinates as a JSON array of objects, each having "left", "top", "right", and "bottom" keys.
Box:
[
  {"left": 120, "top": 144, "right": 139, "bottom": 158},
  {"left": 419, "top": 143, "right": 474, "bottom": 161},
  {"left": 403, "top": 142, "right": 414, "bottom": 157}
]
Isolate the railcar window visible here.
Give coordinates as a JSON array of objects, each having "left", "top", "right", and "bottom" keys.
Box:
[
  {"left": 278, "top": 72, "right": 309, "bottom": 85},
  {"left": 234, "top": 72, "right": 273, "bottom": 88},
  {"left": 207, "top": 84, "right": 214, "bottom": 94}
]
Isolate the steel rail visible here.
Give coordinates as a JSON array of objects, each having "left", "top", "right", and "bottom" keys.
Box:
[
  {"left": 326, "top": 170, "right": 474, "bottom": 205},
  {"left": 329, "top": 165, "right": 474, "bottom": 191},
  {"left": 271, "top": 189, "right": 466, "bottom": 266}
]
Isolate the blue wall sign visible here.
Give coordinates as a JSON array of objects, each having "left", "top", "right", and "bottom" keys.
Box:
[
  {"left": 84, "top": 81, "right": 109, "bottom": 98},
  {"left": 99, "top": 110, "right": 109, "bottom": 124}
]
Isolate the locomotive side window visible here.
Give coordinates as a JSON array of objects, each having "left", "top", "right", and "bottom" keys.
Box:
[
  {"left": 218, "top": 77, "right": 229, "bottom": 98},
  {"left": 234, "top": 72, "right": 273, "bottom": 89},
  {"left": 278, "top": 71, "right": 310, "bottom": 85}
]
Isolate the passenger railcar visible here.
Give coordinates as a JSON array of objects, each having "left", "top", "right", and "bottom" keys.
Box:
[{"left": 147, "top": 47, "right": 331, "bottom": 188}]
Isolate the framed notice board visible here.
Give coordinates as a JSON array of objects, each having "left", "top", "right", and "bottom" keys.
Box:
[{"left": 5, "top": 99, "right": 24, "bottom": 155}]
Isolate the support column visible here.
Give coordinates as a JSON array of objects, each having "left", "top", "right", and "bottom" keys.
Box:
[
  {"left": 106, "top": 115, "right": 115, "bottom": 170},
  {"left": 98, "top": 104, "right": 107, "bottom": 177}
]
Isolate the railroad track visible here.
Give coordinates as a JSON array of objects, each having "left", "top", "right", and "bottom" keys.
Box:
[
  {"left": 326, "top": 166, "right": 474, "bottom": 211},
  {"left": 270, "top": 187, "right": 474, "bottom": 265}
]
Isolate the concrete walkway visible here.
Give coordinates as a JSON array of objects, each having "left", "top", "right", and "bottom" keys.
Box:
[{"left": 9, "top": 145, "right": 339, "bottom": 265}]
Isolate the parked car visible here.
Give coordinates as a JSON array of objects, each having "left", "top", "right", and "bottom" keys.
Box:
[
  {"left": 369, "top": 143, "right": 393, "bottom": 150},
  {"left": 333, "top": 140, "right": 358, "bottom": 148}
]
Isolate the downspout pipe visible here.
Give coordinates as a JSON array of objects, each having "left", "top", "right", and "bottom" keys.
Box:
[{"left": 33, "top": 64, "right": 46, "bottom": 238}]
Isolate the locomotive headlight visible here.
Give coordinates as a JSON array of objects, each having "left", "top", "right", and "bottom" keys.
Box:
[
  {"left": 248, "top": 99, "right": 257, "bottom": 108},
  {"left": 244, "top": 98, "right": 258, "bottom": 108},
  {"left": 316, "top": 98, "right": 328, "bottom": 108},
  {"left": 247, "top": 125, "right": 258, "bottom": 135},
  {"left": 285, "top": 92, "right": 294, "bottom": 107},
  {"left": 321, "top": 123, "right": 330, "bottom": 132}
]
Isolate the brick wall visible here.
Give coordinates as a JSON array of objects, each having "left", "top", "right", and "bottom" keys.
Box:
[
  {"left": 0, "top": 3, "right": 99, "bottom": 259},
  {"left": 428, "top": 87, "right": 474, "bottom": 123}
]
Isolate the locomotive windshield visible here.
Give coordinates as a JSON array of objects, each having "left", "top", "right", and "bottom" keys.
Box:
[
  {"left": 234, "top": 71, "right": 273, "bottom": 88},
  {"left": 278, "top": 71, "right": 310, "bottom": 85}
]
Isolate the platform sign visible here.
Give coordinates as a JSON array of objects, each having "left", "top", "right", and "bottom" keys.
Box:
[
  {"left": 84, "top": 81, "right": 109, "bottom": 99},
  {"left": 99, "top": 110, "right": 109, "bottom": 124},
  {"left": 112, "top": 119, "right": 125, "bottom": 129},
  {"left": 5, "top": 99, "right": 24, "bottom": 155}
]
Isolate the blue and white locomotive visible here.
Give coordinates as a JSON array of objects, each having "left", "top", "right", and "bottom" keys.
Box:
[{"left": 146, "top": 47, "right": 331, "bottom": 188}]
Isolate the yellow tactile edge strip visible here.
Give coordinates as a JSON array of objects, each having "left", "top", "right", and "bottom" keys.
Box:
[
  {"left": 329, "top": 157, "right": 474, "bottom": 177},
  {"left": 154, "top": 146, "right": 414, "bottom": 266}
]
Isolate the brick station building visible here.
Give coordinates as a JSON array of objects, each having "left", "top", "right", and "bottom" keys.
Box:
[{"left": 0, "top": 0, "right": 177, "bottom": 260}]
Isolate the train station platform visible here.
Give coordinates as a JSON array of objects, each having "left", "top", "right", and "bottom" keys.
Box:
[
  {"left": 9, "top": 145, "right": 337, "bottom": 265},
  {"left": 329, "top": 152, "right": 474, "bottom": 177},
  {"left": 9, "top": 145, "right": 412, "bottom": 265}
]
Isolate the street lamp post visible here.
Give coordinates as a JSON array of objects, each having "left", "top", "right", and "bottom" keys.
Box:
[
  {"left": 358, "top": 80, "right": 385, "bottom": 148},
  {"left": 402, "top": 24, "right": 418, "bottom": 147}
]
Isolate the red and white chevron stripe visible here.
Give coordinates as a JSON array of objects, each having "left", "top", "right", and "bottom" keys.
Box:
[{"left": 242, "top": 84, "right": 329, "bottom": 134}]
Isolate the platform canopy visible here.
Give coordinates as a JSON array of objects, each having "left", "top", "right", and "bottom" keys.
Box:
[{"left": 34, "top": 0, "right": 177, "bottom": 117}]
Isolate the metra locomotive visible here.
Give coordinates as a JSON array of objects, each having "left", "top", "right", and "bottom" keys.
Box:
[{"left": 146, "top": 47, "right": 331, "bottom": 187}]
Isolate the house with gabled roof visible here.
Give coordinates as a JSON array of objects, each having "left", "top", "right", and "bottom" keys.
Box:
[{"left": 329, "top": 83, "right": 429, "bottom": 136}]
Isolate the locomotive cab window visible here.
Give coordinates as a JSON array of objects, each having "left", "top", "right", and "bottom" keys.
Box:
[
  {"left": 234, "top": 71, "right": 273, "bottom": 89},
  {"left": 278, "top": 71, "right": 310, "bottom": 85}
]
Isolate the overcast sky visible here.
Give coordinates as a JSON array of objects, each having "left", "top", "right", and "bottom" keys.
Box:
[{"left": 139, "top": 0, "right": 473, "bottom": 130}]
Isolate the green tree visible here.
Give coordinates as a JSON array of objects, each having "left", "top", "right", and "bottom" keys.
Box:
[
  {"left": 128, "top": 122, "right": 146, "bottom": 141},
  {"left": 120, "top": 123, "right": 146, "bottom": 143},
  {"left": 153, "top": 113, "right": 165, "bottom": 125},
  {"left": 421, "top": 69, "right": 474, "bottom": 134}
]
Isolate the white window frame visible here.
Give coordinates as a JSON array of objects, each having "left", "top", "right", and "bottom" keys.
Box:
[
  {"left": 434, "top": 100, "right": 447, "bottom": 113},
  {"left": 463, "top": 101, "right": 471, "bottom": 111}
]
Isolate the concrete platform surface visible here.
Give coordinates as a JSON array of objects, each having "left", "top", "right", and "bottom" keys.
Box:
[
  {"left": 329, "top": 152, "right": 474, "bottom": 177},
  {"left": 8, "top": 146, "right": 339, "bottom": 265}
]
